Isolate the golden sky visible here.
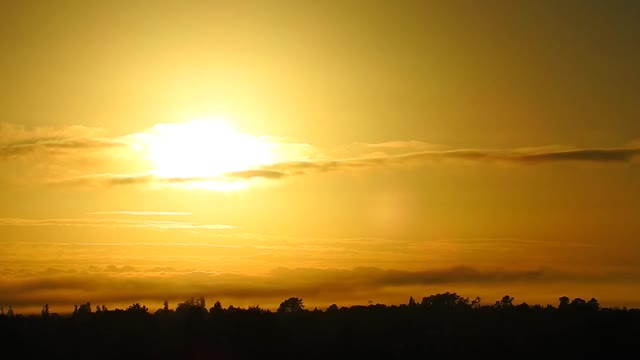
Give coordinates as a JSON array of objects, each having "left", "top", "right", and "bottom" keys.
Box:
[{"left": 1, "top": 0, "right": 640, "bottom": 313}]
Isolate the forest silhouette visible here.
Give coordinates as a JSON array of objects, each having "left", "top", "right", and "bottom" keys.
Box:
[{"left": 2, "top": 292, "right": 639, "bottom": 358}]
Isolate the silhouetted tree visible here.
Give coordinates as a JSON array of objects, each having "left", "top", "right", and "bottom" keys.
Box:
[
  {"left": 163, "top": 299, "right": 170, "bottom": 312},
  {"left": 41, "top": 304, "right": 49, "bottom": 319},
  {"left": 176, "top": 297, "right": 196, "bottom": 313},
  {"left": 495, "top": 295, "right": 514, "bottom": 308},
  {"left": 408, "top": 296, "right": 417, "bottom": 307},
  {"left": 248, "top": 305, "right": 268, "bottom": 314},
  {"left": 78, "top": 302, "right": 92, "bottom": 316},
  {"left": 421, "top": 292, "right": 470, "bottom": 310},
  {"left": 278, "top": 297, "right": 305, "bottom": 313},
  {"left": 176, "top": 297, "right": 207, "bottom": 318},
  {"left": 472, "top": 296, "right": 482, "bottom": 309},
  {"left": 571, "top": 298, "right": 586, "bottom": 308},
  {"left": 559, "top": 296, "right": 571, "bottom": 309},
  {"left": 327, "top": 304, "right": 339, "bottom": 313},
  {"left": 210, "top": 300, "right": 223, "bottom": 314},
  {"left": 126, "top": 303, "right": 149, "bottom": 313},
  {"left": 7, "top": 306, "right": 14, "bottom": 318},
  {"left": 588, "top": 298, "right": 600, "bottom": 311}
]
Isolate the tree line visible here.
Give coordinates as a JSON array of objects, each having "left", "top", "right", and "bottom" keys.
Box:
[
  {"left": 2, "top": 292, "right": 639, "bottom": 358},
  {"left": 1, "top": 292, "right": 612, "bottom": 318}
]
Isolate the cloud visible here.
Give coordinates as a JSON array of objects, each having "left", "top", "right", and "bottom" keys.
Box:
[
  {"left": 0, "top": 123, "right": 140, "bottom": 186},
  {"left": 0, "top": 217, "right": 234, "bottom": 230},
  {"left": 53, "top": 143, "right": 640, "bottom": 187},
  {"left": 104, "top": 265, "right": 138, "bottom": 273},
  {"left": 513, "top": 148, "right": 640, "bottom": 163},
  {"left": 57, "top": 173, "right": 155, "bottom": 186},
  {"left": 3, "top": 122, "right": 639, "bottom": 188},
  {"left": 0, "top": 123, "right": 129, "bottom": 159},
  {"left": 147, "top": 267, "right": 177, "bottom": 273},
  {"left": 0, "top": 123, "right": 106, "bottom": 142},
  {"left": 365, "top": 140, "right": 440, "bottom": 150},
  {"left": 0, "top": 235, "right": 603, "bottom": 277},
  {"left": 0, "top": 138, "right": 128, "bottom": 158},
  {"left": 212, "top": 146, "right": 640, "bottom": 181},
  {"left": 88, "top": 211, "right": 192, "bottom": 216},
  {"left": 223, "top": 170, "right": 288, "bottom": 180},
  {"left": 245, "top": 146, "right": 627, "bottom": 175},
  {"left": 0, "top": 265, "right": 637, "bottom": 310}
]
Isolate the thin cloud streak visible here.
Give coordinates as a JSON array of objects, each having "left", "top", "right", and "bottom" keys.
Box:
[
  {"left": 58, "top": 144, "right": 640, "bottom": 186},
  {"left": 230, "top": 146, "right": 640, "bottom": 180},
  {"left": 88, "top": 211, "right": 192, "bottom": 216},
  {"left": 0, "top": 138, "right": 128, "bottom": 158},
  {"left": 515, "top": 148, "right": 640, "bottom": 163},
  {"left": 3, "top": 241, "right": 249, "bottom": 248},
  {"left": 0, "top": 218, "right": 234, "bottom": 230}
]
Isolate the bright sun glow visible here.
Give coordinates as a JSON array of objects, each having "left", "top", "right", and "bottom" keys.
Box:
[{"left": 138, "top": 119, "right": 275, "bottom": 190}]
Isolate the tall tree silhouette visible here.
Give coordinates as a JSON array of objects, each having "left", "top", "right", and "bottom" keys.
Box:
[
  {"left": 471, "top": 296, "right": 482, "bottom": 309},
  {"left": 41, "top": 304, "right": 49, "bottom": 319},
  {"left": 559, "top": 296, "right": 571, "bottom": 309},
  {"left": 210, "top": 300, "right": 223, "bottom": 314},
  {"left": 277, "top": 297, "right": 304, "bottom": 313},
  {"left": 495, "top": 295, "right": 514, "bottom": 308}
]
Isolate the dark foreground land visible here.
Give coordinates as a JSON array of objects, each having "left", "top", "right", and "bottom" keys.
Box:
[{"left": 2, "top": 293, "right": 639, "bottom": 359}]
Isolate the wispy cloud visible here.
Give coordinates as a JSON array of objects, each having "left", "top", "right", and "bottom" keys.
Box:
[
  {"left": 0, "top": 138, "right": 128, "bottom": 158},
  {"left": 0, "top": 235, "right": 602, "bottom": 274},
  {"left": 0, "top": 123, "right": 105, "bottom": 143},
  {"left": 223, "top": 169, "right": 288, "bottom": 180},
  {"left": 56, "top": 144, "right": 640, "bottom": 186},
  {"left": 0, "top": 218, "right": 234, "bottom": 230},
  {"left": 88, "top": 211, "right": 192, "bottom": 216},
  {"left": 3, "top": 122, "right": 639, "bottom": 188},
  {"left": 223, "top": 146, "right": 640, "bottom": 180},
  {"left": 0, "top": 123, "right": 130, "bottom": 159}
]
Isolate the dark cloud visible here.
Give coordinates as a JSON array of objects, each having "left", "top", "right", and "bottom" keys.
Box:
[
  {"left": 514, "top": 148, "right": 640, "bottom": 163},
  {"left": 0, "top": 266, "right": 635, "bottom": 310}
]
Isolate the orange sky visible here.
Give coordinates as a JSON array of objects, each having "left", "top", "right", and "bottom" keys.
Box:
[{"left": 1, "top": 0, "right": 640, "bottom": 314}]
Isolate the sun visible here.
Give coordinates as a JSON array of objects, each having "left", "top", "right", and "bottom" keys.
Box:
[{"left": 138, "top": 119, "right": 275, "bottom": 187}]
